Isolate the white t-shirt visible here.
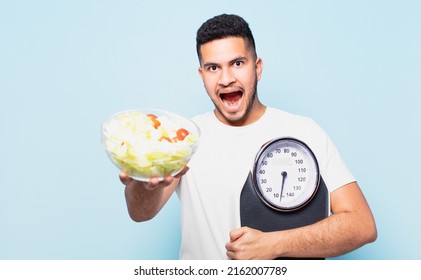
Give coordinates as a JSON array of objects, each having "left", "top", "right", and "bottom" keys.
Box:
[{"left": 176, "top": 107, "right": 355, "bottom": 259}]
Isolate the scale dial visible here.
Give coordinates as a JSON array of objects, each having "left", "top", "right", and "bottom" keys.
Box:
[{"left": 253, "top": 138, "right": 320, "bottom": 212}]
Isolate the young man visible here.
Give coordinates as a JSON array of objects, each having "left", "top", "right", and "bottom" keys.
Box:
[{"left": 120, "top": 14, "right": 377, "bottom": 260}]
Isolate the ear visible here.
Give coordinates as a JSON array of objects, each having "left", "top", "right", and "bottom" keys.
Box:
[
  {"left": 198, "top": 66, "right": 203, "bottom": 79},
  {"left": 255, "top": 57, "right": 263, "bottom": 81}
]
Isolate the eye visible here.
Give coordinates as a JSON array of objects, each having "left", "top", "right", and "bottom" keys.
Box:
[
  {"left": 207, "top": 65, "right": 218, "bottom": 72},
  {"left": 233, "top": 60, "right": 243, "bottom": 67}
]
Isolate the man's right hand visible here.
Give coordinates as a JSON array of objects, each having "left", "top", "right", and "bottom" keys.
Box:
[
  {"left": 119, "top": 166, "right": 188, "bottom": 222},
  {"left": 119, "top": 165, "right": 189, "bottom": 190}
]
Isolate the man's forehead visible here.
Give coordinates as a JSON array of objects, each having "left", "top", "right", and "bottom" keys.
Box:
[{"left": 200, "top": 37, "right": 249, "bottom": 64}]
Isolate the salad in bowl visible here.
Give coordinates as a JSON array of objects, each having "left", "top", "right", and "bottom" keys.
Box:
[{"left": 101, "top": 109, "right": 200, "bottom": 181}]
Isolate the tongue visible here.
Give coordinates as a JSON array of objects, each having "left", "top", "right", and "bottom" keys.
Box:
[{"left": 223, "top": 92, "right": 242, "bottom": 102}]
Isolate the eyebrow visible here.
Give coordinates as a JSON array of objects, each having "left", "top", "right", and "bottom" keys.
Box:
[{"left": 202, "top": 56, "right": 249, "bottom": 68}]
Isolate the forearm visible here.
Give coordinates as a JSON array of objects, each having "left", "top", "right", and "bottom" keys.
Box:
[
  {"left": 123, "top": 174, "right": 180, "bottom": 222},
  {"left": 271, "top": 211, "right": 376, "bottom": 258},
  {"left": 125, "top": 183, "right": 166, "bottom": 222},
  {"left": 271, "top": 182, "right": 377, "bottom": 259}
]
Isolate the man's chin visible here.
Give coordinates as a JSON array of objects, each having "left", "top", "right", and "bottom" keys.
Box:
[{"left": 218, "top": 110, "right": 247, "bottom": 125}]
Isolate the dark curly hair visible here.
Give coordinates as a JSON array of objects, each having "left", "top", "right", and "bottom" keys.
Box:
[{"left": 196, "top": 14, "right": 257, "bottom": 63}]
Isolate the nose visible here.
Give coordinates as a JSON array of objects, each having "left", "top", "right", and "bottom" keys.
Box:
[{"left": 218, "top": 67, "right": 236, "bottom": 86}]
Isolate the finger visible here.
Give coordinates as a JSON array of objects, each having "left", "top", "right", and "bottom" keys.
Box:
[
  {"left": 163, "top": 176, "right": 175, "bottom": 185},
  {"left": 119, "top": 172, "right": 133, "bottom": 185},
  {"left": 225, "top": 242, "right": 237, "bottom": 260},
  {"left": 226, "top": 249, "right": 236, "bottom": 260},
  {"left": 229, "top": 228, "right": 245, "bottom": 242},
  {"left": 144, "top": 176, "right": 174, "bottom": 190},
  {"left": 174, "top": 166, "right": 189, "bottom": 178},
  {"left": 225, "top": 241, "right": 233, "bottom": 251},
  {"left": 143, "top": 177, "right": 161, "bottom": 190}
]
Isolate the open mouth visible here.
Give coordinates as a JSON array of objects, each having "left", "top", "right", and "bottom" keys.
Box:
[{"left": 219, "top": 90, "right": 243, "bottom": 109}]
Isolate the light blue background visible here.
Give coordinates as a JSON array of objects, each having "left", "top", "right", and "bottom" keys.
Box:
[{"left": 1, "top": 0, "right": 420, "bottom": 260}]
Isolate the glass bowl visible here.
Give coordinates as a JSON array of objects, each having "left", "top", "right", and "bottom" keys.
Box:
[{"left": 101, "top": 109, "right": 200, "bottom": 181}]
